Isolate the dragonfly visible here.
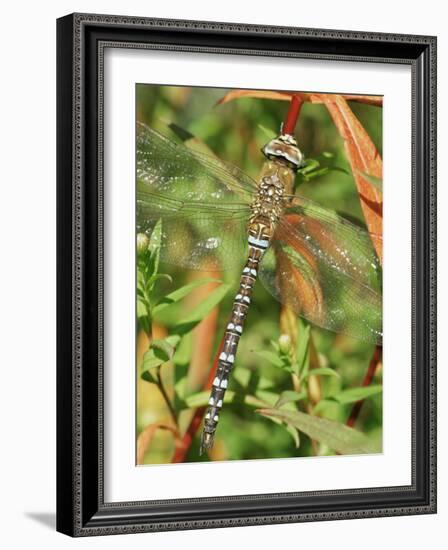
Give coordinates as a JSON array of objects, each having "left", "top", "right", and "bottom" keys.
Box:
[{"left": 136, "top": 121, "right": 382, "bottom": 454}]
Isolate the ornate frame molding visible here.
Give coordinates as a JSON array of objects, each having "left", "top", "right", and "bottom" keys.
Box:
[{"left": 56, "top": 13, "right": 436, "bottom": 536}]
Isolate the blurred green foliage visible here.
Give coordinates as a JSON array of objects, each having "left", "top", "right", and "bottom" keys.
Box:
[{"left": 136, "top": 84, "right": 383, "bottom": 464}]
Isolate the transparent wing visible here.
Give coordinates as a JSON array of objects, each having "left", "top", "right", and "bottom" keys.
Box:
[
  {"left": 137, "top": 192, "right": 250, "bottom": 271},
  {"left": 136, "top": 122, "right": 253, "bottom": 270},
  {"left": 137, "top": 122, "right": 257, "bottom": 200},
  {"left": 259, "top": 195, "right": 382, "bottom": 344}
]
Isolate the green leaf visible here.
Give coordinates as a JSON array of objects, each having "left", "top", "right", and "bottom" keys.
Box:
[
  {"left": 149, "top": 219, "right": 162, "bottom": 250},
  {"left": 330, "top": 385, "right": 383, "bottom": 405},
  {"left": 312, "top": 399, "right": 338, "bottom": 416},
  {"left": 168, "top": 123, "right": 218, "bottom": 156},
  {"left": 173, "top": 374, "right": 188, "bottom": 405},
  {"left": 137, "top": 296, "right": 151, "bottom": 335},
  {"left": 168, "top": 122, "right": 195, "bottom": 143},
  {"left": 183, "top": 390, "right": 271, "bottom": 410},
  {"left": 139, "top": 220, "right": 162, "bottom": 280},
  {"left": 257, "top": 408, "right": 379, "bottom": 454},
  {"left": 147, "top": 273, "right": 172, "bottom": 290},
  {"left": 302, "top": 367, "right": 340, "bottom": 380},
  {"left": 153, "top": 278, "right": 221, "bottom": 316},
  {"left": 173, "top": 332, "right": 192, "bottom": 366},
  {"left": 295, "top": 320, "right": 310, "bottom": 376},
  {"left": 274, "top": 390, "right": 307, "bottom": 409},
  {"left": 141, "top": 335, "right": 181, "bottom": 380},
  {"left": 141, "top": 352, "right": 164, "bottom": 371},
  {"left": 285, "top": 424, "right": 301, "bottom": 448},
  {"left": 303, "top": 167, "right": 329, "bottom": 180},
  {"left": 184, "top": 390, "right": 210, "bottom": 408},
  {"left": 261, "top": 409, "right": 301, "bottom": 448},
  {"left": 172, "top": 283, "right": 230, "bottom": 335},
  {"left": 254, "top": 350, "right": 286, "bottom": 369},
  {"left": 299, "top": 158, "right": 320, "bottom": 174},
  {"left": 269, "top": 339, "right": 280, "bottom": 352},
  {"left": 151, "top": 337, "right": 180, "bottom": 362},
  {"left": 258, "top": 124, "right": 276, "bottom": 141},
  {"left": 329, "top": 166, "right": 350, "bottom": 176}
]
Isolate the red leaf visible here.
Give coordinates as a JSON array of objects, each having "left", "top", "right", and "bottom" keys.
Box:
[
  {"left": 217, "top": 89, "right": 383, "bottom": 107},
  {"left": 314, "top": 94, "right": 383, "bottom": 262}
]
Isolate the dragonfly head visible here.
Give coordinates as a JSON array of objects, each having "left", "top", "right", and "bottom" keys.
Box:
[{"left": 262, "top": 134, "right": 304, "bottom": 170}]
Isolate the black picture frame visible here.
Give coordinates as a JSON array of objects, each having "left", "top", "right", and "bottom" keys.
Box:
[{"left": 56, "top": 13, "right": 437, "bottom": 537}]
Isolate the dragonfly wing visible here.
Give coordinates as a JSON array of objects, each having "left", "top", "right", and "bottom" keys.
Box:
[
  {"left": 137, "top": 191, "right": 250, "bottom": 271},
  {"left": 259, "top": 197, "right": 382, "bottom": 344},
  {"left": 137, "top": 122, "right": 257, "bottom": 200},
  {"left": 137, "top": 122, "right": 254, "bottom": 270}
]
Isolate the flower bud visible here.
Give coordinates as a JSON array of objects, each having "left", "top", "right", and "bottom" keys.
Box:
[
  {"left": 278, "top": 334, "right": 292, "bottom": 355},
  {"left": 136, "top": 233, "right": 150, "bottom": 255}
]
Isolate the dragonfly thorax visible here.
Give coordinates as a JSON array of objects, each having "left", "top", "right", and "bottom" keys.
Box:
[{"left": 250, "top": 159, "right": 294, "bottom": 226}]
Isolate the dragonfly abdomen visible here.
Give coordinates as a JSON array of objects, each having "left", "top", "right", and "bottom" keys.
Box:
[{"left": 200, "top": 222, "right": 272, "bottom": 454}]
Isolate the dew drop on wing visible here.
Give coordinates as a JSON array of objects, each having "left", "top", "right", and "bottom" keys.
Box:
[{"left": 204, "top": 237, "right": 221, "bottom": 249}]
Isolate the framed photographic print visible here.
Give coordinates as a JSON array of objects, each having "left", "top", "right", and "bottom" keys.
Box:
[{"left": 56, "top": 13, "right": 437, "bottom": 536}]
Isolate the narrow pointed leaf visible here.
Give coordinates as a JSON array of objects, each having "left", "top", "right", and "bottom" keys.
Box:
[
  {"left": 141, "top": 335, "right": 181, "bottom": 378},
  {"left": 137, "top": 297, "right": 151, "bottom": 334},
  {"left": 153, "top": 278, "right": 221, "bottom": 315},
  {"left": 258, "top": 124, "right": 277, "bottom": 140},
  {"left": 254, "top": 350, "right": 288, "bottom": 369},
  {"left": 286, "top": 424, "right": 301, "bottom": 448},
  {"left": 314, "top": 94, "right": 383, "bottom": 261},
  {"left": 302, "top": 367, "right": 340, "bottom": 380},
  {"left": 258, "top": 408, "right": 378, "bottom": 454},
  {"left": 274, "top": 390, "right": 307, "bottom": 408},
  {"left": 151, "top": 337, "right": 180, "bottom": 362},
  {"left": 331, "top": 385, "right": 382, "bottom": 405},
  {"left": 173, "top": 283, "right": 230, "bottom": 335},
  {"left": 148, "top": 219, "right": 162, "bottom": 274},
  {"left": 184, "top": 390, "right": 268, "bottom": 410}
]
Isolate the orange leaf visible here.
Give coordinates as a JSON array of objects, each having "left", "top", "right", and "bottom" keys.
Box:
[
  {"left": 314, "top": 94, "right": 383, "bottom": 262},
  {"left": 136, "top": 422, "right": 180, "bottom": 465},
  {"left": 217, "top": 89, "right": 382, "bottom": 107},
  {"left": 309, "top": 94, "right": 382, "bottom": 107},
  {"left": 217, "top": 89, "right": 294, "bottom": 105}
]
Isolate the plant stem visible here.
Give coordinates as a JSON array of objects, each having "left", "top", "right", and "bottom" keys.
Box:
[
  {"left": 171, "top": 406, "right": 204, "bottom": 463},
  {"left": 346, "top": 346, "right": 382, "bottom": 427},
  {"left": 283, "top": 94, "right": 304, "bottom": 135},
  {"left": 156, "top": 368, "right": 178, "bottom": 427}
]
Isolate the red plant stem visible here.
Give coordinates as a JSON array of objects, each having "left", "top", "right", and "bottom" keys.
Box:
[
  {"left": 171, "top": 336, "right": 226, "bottom": 463},
  {"left": 282, "top": 94, "right": 304, "bottom": 135},
  {"left": 346, "top": 345, "right": 382, "bottom": 427}
]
